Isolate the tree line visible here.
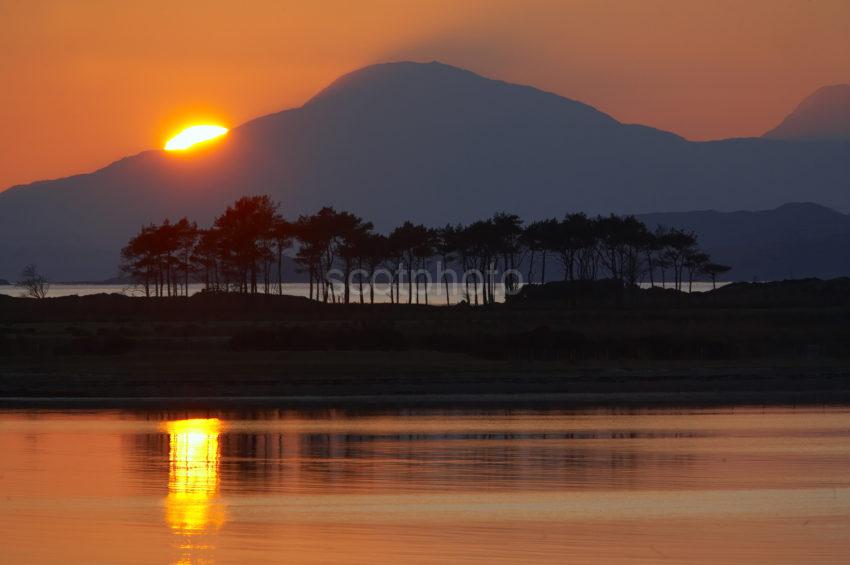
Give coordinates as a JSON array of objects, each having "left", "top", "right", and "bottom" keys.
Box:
[{"left": 121, "top": 195, "right": 729, "bottom": 303}]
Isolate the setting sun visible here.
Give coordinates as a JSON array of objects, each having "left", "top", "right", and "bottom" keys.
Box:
[{"left": 164, "top": 125, "right": 228, "bottom": 151}]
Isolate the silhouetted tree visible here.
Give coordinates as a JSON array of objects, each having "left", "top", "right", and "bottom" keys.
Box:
[
  {"left": 492, "top": 212, "right": 523, "bottom": 296},
  {"left": 270, "top": 218, "right": 294, "bottom": 295},
  {"left": 334, "top": 211, "right": 373, "bottom": 304},
  {"left": 174, "top": 218, "right": 198, "bottom": 296},
  {"left": 17, "top": 264, "right": 49, "bottom": 299},
  {"left": 122, "top": 196, "right": 723, "bottom": 303},
  {"left": 360, "top": 233, "right": 388, "bottom": 304},
  {"left": 213, "top": 196, "right": 281, "bottom": 294},
  {"left": 523, "top": 219, "right": 558, "bottom": 284},
  {"left": 192, "top": 228, "right": 221, "bottom": 291},
  {"left": 702, "top": 262, "right": 731, "bottom": 290},
  {"left": 434, "top": 224, "right": 460, "bottom": 305},
  {"left": 685, "top": 251, "right": 710, "bottom": 292},
  {"left": 413, "top": 229, "right": 436, "bottom": 304},
  {"left": 121, "top": 223, "right": 159, "bottom": 297},
  {"left": 389, "top": 222, "right": 430, "bottom": 304},
  {"left": 659, "top": 228, "right": 699, "bottom": 291}
]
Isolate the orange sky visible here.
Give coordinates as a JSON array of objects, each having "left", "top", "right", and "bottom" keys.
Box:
[{"left": 1, "top": 0, "right": 848, "bottom": 189}]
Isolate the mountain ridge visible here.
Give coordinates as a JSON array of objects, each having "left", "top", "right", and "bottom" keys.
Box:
[
  {"left": 2, "top": 61, "right": 850, "bottom": 280},
  {"left": 763, "top": 84, "right": 850, "bottom": 141},
  {"left": 639, "top": 202, "right": 850, "bottom": 281}
]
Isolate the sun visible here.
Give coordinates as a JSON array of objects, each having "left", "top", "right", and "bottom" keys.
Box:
[{"left": 165, "top": 125, "right": 229, "bottom": 151}]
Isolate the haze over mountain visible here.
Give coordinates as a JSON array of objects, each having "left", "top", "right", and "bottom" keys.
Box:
[
  {"left": 1, "top": 61, "right": 850, "bottom": 280},
  {"left": 763, "top": 85, "right": 850, "bottom": 141}
]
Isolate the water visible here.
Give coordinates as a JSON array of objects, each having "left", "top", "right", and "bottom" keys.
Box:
[
  {"left": 0, "top": 281, "right": 724, "bottom": 300},
  {"left": 0, "top": 282, "right": 500, "bottom": 302},
  {"left": 1, "top": 407, "right": 848, "bottom": 564}
]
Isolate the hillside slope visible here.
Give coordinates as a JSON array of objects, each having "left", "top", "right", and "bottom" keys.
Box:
[{"left": 2, "top": 62, "right": 850, "bottom": 279}]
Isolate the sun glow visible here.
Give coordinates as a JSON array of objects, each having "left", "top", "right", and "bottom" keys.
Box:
[
  {"left": 164, "top": 125, "right": 228, "bottom": 151},
  {"left": 165, "top": 418, "right": 226, "bottom": 534}
]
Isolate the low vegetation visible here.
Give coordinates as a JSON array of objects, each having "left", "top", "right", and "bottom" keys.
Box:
[{"left": 2, "top": 280, "right": 850, "bottom": 401}]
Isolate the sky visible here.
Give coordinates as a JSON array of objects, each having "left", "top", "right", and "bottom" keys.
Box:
[{"left": 1, "top": 0, "right": 848, "bottom": 189}]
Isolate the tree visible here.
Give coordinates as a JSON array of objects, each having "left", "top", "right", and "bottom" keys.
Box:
[
  {"left": 192, "top": 228, "right": 222, "bottom": 292},
  {"left": 412, "top": 229, "right": 435, "bottom": 304},
  {"left": 213, "top": 196, "right": 281, "bottom": 294},
  {"left": 120, "top": 196, "right": 725, "bottom": 305},
  {"left": 384, "top": 230, "right": 406, "bottom": 304},
  {"left": 615, "top": 215, "right": 652, "bottom": 286},
  {"left": 523, "top": 219, "right": 558, "bottom": 284},
  {"left": 685, "top": 251, "right": 710, "bottom": 292},
  {"left": 434, "top": 225, "right": 460, "bottom": 305},
  {"left": 360, "top": 233, "right": 388, "bottom": 304},
  {"left": 492, "top": 212, "right": 523, "bottom": 296},
  {"left": 293, "top": 214, "right": 326, "bottom": 300},
  {"left": 557, "top": 213, "right": 598, "bottom": 282},
  {"left": 702, "top": 262, "right": 731, "bottom": 290},
  {"left": 334, "top": 211, "right": 374, "bottom": 304},
  {"left": 388, "top": 222, "right": 431, "bottom": 304},
  {"left": 17, "top": 264, "right": 49, "bottom": 299},
  {"left": 271, "top": 218, "right": 295, "bottom": 295},
  {"left": 121, "top": 223, "right": 159, "bottom": 297},
  {"left": 174, "top": 218, "right": 198, "bottom": 296},
  {"left": 659, "top": 228, "right": 699, "bottom": 291},
  {"left": 463, "top": 219, "right": 501, "bottom": 305},
  {"left": 644, "top": 226, "right": 666, "bottom": 287}
]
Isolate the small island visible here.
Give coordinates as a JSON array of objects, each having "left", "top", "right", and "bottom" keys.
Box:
[
  {"left": 2, "top": 277, "right": 849, "bottom": 407},
  {"left": 2, "top": 196, "right": 849, "bottom": 406}
]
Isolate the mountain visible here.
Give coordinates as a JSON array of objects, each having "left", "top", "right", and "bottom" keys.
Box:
[
  {"left": 639, "top": 203, "right": 850, "bottom": 281},
  {"left": 763, "top": 84, "right": 850, "bottom": 141},
  {"left": 2, "top": 61, "right": 850, "bottom": 280}
]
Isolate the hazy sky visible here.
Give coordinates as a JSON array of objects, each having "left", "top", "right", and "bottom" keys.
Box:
[{"left": 1, "top": 0, "right": 848, "bottom": 189}]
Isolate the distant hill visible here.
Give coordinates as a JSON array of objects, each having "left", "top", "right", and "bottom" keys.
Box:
[
  {"left": 764, "top": 84, "right": 850, "bottom": 141},
  {"left": 639, "top": 203, "right": 850, "bottom": 281},
  {"left": 2, "top": 61, "right": 850, "bottom": 280}
]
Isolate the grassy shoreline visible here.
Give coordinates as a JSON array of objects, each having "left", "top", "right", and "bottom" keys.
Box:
[{"left": 3, "top": 286, "right": 850, "bottom": 405}]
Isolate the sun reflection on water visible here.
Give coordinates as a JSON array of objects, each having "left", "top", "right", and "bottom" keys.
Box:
[{"left": 165, "top": 418, "right": 226, "bottom": 563}]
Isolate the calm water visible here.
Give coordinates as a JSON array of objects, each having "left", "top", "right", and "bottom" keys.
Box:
[
  {"left": 0, "top": 281, "right": 724, "bottom": 300},
  {"left": 1, "top": 407, "right": 848, "bottom": 564}
]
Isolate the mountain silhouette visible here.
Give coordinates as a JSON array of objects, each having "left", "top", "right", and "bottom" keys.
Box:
[
  {"left": 1, "top": 61, "right": 850, "bottom": 280},
  {"left": 763, "top": 85, "right": 850, "bottom": 141},
  {"left": 639, "top": 203, "right": 850, "bottom": 281}
]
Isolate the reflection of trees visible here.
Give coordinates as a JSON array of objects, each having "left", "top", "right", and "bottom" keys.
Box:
[{"left": 126, "top": 412, "right": 698, "bottom": 497}]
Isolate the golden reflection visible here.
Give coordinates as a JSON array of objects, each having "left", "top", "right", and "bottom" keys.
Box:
[{"left": 165, "top": 418, "right": 226, "bottom": 563}]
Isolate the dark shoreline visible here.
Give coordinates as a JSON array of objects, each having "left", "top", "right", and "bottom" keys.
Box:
[
  {"left": 3, "top": 358, "right": 850, "bottom": 408},
  {"left": 3, "top": 389, "right": 850, "bottom": 410},
  {"left": 3, "top": 285, "right": 850, "bottom": 407}
]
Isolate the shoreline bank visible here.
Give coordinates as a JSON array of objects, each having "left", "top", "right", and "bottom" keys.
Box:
[
  {"left": 3, "top": 390, "right": 850, "bottom": 409},
  {"left": 3, "top": 288, "right": 850, "bottom": 406},
  {"left": 3, "top": 357, "right": 850, "bottom": 408}
]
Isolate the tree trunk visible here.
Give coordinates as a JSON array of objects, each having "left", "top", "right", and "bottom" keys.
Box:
[
  {"left": 407, "top": 259, "right": 413, "bottom": 305},
  {"left": 424, "top": 272, "right": 429, "bottom": 305},
  {"left": 343, "top": 263, "right": 351, "bottom": 304},
  {"left": 277, "top": 248, "right": 283, "bottom": 295},
  {"left": 358, "top": 259, "right": 364, "bottom": 304},
  {"left": 541, "top": 251, "right": 547, "bottom": 284}
]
